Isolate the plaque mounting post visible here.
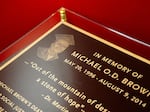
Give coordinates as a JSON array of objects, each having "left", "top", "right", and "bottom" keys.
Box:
[{"left": 59, "top": 8, "right": 67, "bottom": 22}]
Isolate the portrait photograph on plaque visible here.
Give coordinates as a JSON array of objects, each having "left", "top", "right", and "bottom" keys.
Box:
[{"left": 0, "top": 8, "right": 150, "bottom": 112}]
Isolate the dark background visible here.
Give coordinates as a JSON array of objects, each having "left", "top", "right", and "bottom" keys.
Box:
[{"left": 0, "top": 0, "right": 150, "bottom": 57}]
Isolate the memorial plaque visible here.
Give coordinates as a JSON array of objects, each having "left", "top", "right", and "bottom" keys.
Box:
[{"left": 0, "top": 9, "right": 150, "bottom": 112}]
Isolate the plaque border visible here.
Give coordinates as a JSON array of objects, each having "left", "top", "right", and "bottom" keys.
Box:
[
  {"left": 63, "top": 22, "right": 150, "bottom": 64},
  {"left": 0, "top": 8, "right": 150, "bottom": 70}
]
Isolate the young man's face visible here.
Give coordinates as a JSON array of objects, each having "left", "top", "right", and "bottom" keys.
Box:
[{"left": 51, "top": 39, "right": 69, "bottom": 53}]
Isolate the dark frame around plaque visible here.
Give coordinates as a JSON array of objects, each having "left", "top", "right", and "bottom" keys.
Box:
[{"left": 0, "top": 8, "right": 150, "bottom": 112}]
